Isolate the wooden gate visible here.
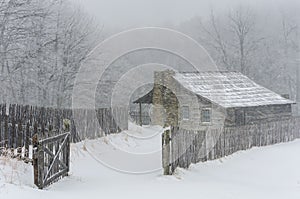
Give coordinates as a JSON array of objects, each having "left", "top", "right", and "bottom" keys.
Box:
[{"left": 33, "top": 132, "right": 70, "bottom": 189}]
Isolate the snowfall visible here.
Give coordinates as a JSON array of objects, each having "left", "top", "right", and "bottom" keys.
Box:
[{"left": 1, "top": 123, "right": 300, "bottom": 199}]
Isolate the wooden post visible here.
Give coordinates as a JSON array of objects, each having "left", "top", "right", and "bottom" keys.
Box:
[
  {"left": 32, "top": 134, "right": 40, "bottom": 188},
  {"left": 33, "top": 126, "right": 44, "bottom": 189},
  {"left": 66, "top": 134, "right": 70, "bottom": 175},
  {"left": 4, "top": 114, "right": 8, "bottom": 149},
  {"left": 139, "top": 102, "right": 142, "bottom": 126},
  {"left": 25, "top": 122, "right": 30, "bottom": 159},
  {"left": 10, "top": 105, "right": 15, "bottom": 151},
  {"left": 63, "top": 119, "right": 71, "bottom": 176},
  {"left": 63, "top": 119, "right": 70, "bottom": 132},
  {"left": 17, "top": 119, "right": 22, "bottom": 159},
  {"left": 162, "top": 129, "right": 171, "bottom": 175}
]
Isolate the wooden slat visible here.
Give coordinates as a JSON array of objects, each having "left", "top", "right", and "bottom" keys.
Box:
[
  {"left": 43, "top": 168, "right": 68, "bottom": 188},
  {"left": 39, "top": 132, "right": 70, "bottom": 145}
]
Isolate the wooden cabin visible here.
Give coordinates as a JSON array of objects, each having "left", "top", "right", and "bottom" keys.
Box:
[{"left": 134, "top": 70, "right": 295, "bottom": 130}]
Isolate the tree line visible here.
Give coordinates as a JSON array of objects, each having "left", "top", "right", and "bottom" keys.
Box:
[
  {"left": 0, "top": 0, "right": 100, "bottom": 108},
  {"left": 0, "top": 1, "right": 299, "bottom": 112},
  {"left": 178, "top": 5, "right": 299, "bottom": 105}
]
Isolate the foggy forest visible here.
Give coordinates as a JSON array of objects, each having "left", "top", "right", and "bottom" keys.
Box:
[{"left": 0, "top": 0, "right": 298, "bottom": 109}]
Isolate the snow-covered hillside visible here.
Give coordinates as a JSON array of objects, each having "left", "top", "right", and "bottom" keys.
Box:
[{"left": 1, "top": 123, "right": 300, "bottom": 199}]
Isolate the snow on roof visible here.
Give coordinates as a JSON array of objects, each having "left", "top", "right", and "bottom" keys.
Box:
[{"left": 173, "top": 71, "right": 295, "bottom": 108}]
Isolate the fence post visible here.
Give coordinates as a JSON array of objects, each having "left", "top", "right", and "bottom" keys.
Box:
[
  {"left": 63, "top": 119, "right": 71, "bottom": 176},
  {"left": 33, "top": 133, "right": 44, "bottom": 189},
  {"left": 4, "top": 114, "right": 8, "bottom": 149},
  {"left": 162, "top": 129, "right": 171, "bottom": 175},
  {"left": 17, "top": 119, "right": 22, "bottom": 158},
  {"left": 32, "top": 134, "right": 39, "bottom": 188},
  {"left": 63, "top": 119, "right": 70, "bottom": 132}
]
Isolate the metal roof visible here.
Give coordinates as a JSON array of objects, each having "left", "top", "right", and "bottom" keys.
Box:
[{"left": 174, "top": 71, "right": 295, "bottom": 108}]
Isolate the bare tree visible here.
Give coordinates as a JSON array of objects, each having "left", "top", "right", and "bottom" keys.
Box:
[
  {"left": 198, "top": 6, "right": 263, "bottom": 75},
  {"left": 0, "top": 0, "right": 101, "bottom": 107},
  {"left": 228, "top": 7, "right": 262, "bottom": 75},
  {"left": 198, "top": 9, "right": 232, "bottom": 71}
]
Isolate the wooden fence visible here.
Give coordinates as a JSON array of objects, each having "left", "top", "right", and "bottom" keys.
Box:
[
  {"left": 0, "top": 103, "right": 128, "bottom": 188},
  {"left": 0, "top": 104, "right": 128, "bottom": 151},
  {"left": 162, "top": 117, "right": 300, "bottom": 175}
]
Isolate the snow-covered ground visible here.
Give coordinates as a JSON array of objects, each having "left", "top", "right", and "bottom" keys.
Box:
[{"left": 1, "top": 123, "right": 300, "bottom": 199}]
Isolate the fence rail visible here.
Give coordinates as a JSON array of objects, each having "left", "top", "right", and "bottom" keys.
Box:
[{"left": 163, "top": 117, "right": 300, "bottom": 175}]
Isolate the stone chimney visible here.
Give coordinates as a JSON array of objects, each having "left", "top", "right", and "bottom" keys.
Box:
[{"left": 152, "top": 70, "right": 178, "bottom": 127}]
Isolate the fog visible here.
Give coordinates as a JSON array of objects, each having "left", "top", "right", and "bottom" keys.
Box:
[
  {"left": 0, "top": 0, "right": 299, "bottom": 108},
  {"left": 72, "top": 0, "right": 299, "bottom": 28}
]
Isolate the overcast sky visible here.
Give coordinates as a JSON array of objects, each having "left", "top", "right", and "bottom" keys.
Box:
[{"left": 72, "top": 0, "right": 299, "bottom": 29}]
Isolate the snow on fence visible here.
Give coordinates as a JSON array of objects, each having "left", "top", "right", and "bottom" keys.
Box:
[{"left": 162, "top": 117, "right": 300, "bottom": 175}]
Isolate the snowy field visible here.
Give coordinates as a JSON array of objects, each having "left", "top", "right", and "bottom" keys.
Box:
[{"left": 1, "top": 123, "right": 300, "bottom": 199}]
